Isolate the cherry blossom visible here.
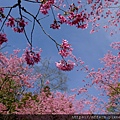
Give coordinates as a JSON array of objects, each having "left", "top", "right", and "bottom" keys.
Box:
[
  {"left": 45, "top": 80, "right": 50, "bottom": 85},
  {"left": 15, "top": 91, "right": 75, "bottom": 114},
  {"left": 56, "top": 60, "right": 75, "bottom": 71},
  {"left": 57, "top": 14, "right": 67, "bottom": 24},
  {"left": 0, "top": 33, "right": 7, "bottom": 45},
  {"left": 0, "top": 7, "right": 4, "bottom": 22},
  {"left": 0, "top": 50, "right": 41, "bottom": 86},
  {"left": 6, "top": 17, "right": 15, "bottom": 27},
  {"left": 0, "top": 8, "right": 4, "bottom": 14},
  {"left": 40, "top": 0, "right": 54, "bottom": 15},
  {"left": 110, "top": 42, "right": 120, "bottom": 50},
  {"left": 59, "top": 39, "right": 73, "bottom": 57},
  {"left": 0, "top": 103, "right": 7, "bottom": 114},
  {"left": 6, "top": 18, "right": 28, "bottom": 33},
  {"left": 24, "top": 48, "right": 42, "bottom": 66},
  {"left": 50, "top": 20, "right": 60, "bottom": 29},
  {"left": 0, "top": 50, "right": 42, "bottom": 114},
  {"left": 87, "top": 42, "right": 120, "bottom": 113},
  {"left": 87, "top": 0, "right": 93, "bottom": 4},
  {"left": 78, "top": 88, "right": 87, "bottom": 94}
]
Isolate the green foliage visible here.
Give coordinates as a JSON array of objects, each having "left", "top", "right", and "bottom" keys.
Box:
[
  {"left": 0, "top": 76, "right": 20, "bottom": 113},
  {"left": 43, "top": 86, "right": 51, "bottom": 97},
  {"left": 110, "top": 83, "right": 120, "bottom": 97},
  {"left": 107, "top": 106, "right": 115, "bottom": 113},
  {"left": 17, "top": 92, "right": 39, "bottom": 109},
  {"left": 107, "top": 83, "right": 120, "bottom": 113}
]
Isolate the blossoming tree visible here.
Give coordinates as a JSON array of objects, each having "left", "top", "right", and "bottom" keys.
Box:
[{"left": 0, "top": 0, "right": 120, "bottom": 115}]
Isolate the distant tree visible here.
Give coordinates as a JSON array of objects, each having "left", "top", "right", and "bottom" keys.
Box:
[{"left": 33, "top": 58, "right": 68, "bottom": 93}]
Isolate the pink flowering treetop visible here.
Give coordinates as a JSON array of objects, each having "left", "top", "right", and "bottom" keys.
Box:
[
  {"left": 0, "top": 49, "right": 41, "bottom": 113},
  {"left": 0, "top": 49, "right": 109, "bottom": 114},
  {"left": 0, "top": 86, "right": 105, "bottom": 114},
  {"left": 87, "top": 42, "right": 120, "bottom": 113}
]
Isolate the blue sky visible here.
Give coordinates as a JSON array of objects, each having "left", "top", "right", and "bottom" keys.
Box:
[{"left": 0, "top": 0, "right": 119, "bottom": 100}]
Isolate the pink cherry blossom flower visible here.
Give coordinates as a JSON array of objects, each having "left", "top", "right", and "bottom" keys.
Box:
[
  {"left": 40, "top": 0, "right": 54, "bottom": 15},
  {"left": 90, "top": 29, "right": 95, "bottom": 34},
  {"left": 13, "top": 19, "right": 28, "bottom": 33},
  {"left": 50, "top": 20, "right": 60, "bottom": 29},
  {"left": 59, "top": 39, "right": 73, "bottom": 57},
  {"left": 6, "top": 17, "right": 15, "bottom": 27},
  {"left": 78, "top": 88, "right": 87, "bottom": 94},
  {"left": 57, "top": 14, "right": 67, "bottom": 24},
  {"left": 77, "top": 24, "right": 88, "bottom": 29},
  {"left": 110, "top": 42, "right": 120, "bottom": 50},
  {"left": 6, "top": 18, "right": 27, "bottom": 33},
  {"left": 24, "top": 48, "right": 42, "bottom": 66},
  {"left": 87, "top": 0, "right": 93, "bottom": 4},
  {"left": 13, "top": 27, "right": 24, "bottom": 33},
  {"left": 45, "top": 80, "right": 50, "bottom": 85},
  {"left": 109, "top": 0, "right": 114, "bottom": 2},
  {"left": 19, "top": 19, "right": 28, "bottom": 28},
  {"left": 0, "top": 7, "right": 4, "bottom": 13},
  {"left": 0, "top": 33, "right": 8, "bottom": 45},
  {"left": 56, "top": 60, "right": 75, "bottom": 71},
  {"left": 0, "top": 7, "right": 4, "bottom": 22},
  {"left": 0, "top": 103, "right": 7, "bottom": 114}
]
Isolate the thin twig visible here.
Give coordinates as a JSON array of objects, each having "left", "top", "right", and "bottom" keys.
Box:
[
  {"left": 30, "top": 19, "right": 35, "bottom": 45},
  {"left": 0, "top": 3, "right": 18, "bottom": 31},
  {"left": 23, "top": 28, "right": 32, "bottom": 47}
]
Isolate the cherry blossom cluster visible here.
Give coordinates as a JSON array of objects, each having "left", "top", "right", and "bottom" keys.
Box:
[
  {"left": 45, "top": 0, "right": 119, "bottom": 33},
  {"left": 40, "top": 0, "right": 54, "bottom": 15},
  {"left": 110, "top": 42, "right": 120, "bottom": 50},
  {"left": 56, "top": 40, "right": 75, "bottom": 71},
  {"left": 24, "top": 48, "right": 42, "bottom": 66},
  {"left": 6, "top": 17, "right": 28, "bottom": 33},
  {"left": 4, "top": 90, "right": 103, "bottom": 114},
  {"left": 56, "top": 60, "right": 75, "bottom": 71},
  {"left": 0, "top": 50, "right": 42, "bottom": 114},
  {"left": 0, "top": 8, "right": 4, "bottom": 15},
  {"left": 89, "top": 49, "right": 119, "bottom": 86},
  {"left": 57, "top": 14, "right": 67, "bottom": 24},
  {"left": 67, "top": 11, "right": 89, "bottom": 29},
  {"left": 59, "top": 39, "right": 73, "bottom": 57},
  {"left": 0, "top": 92, "right": 104, "bottom": 115},
  {"left": 0, "top": 7, "right": 4, "bottom": 22},
  {"left": 0, "top": 33, "right": 7, "bottom": 45},
  {"left": 0, "top": 50, "right": 41, "bottom": 90},
  {"left": 56, "top": 40, "right": 90, "bottom": 72},
  {"left": 89, "top": 0, "right": 120, "bottom": 34},
  {"left": 0, "top": 103, "right": 7, "bottom": 114},
  {"left": 87, "top": 0, "right": 93, "bottom": 4},
  {"left": 53, "top": 4, "right": 89, "bottom": 29},
  {"left": 78, "top": 88, "right": 87, "bottom": 94},
  {"left": 50, "top": 20, "right": 60, "bottom": 29},
  {"left": 15, "top": 92, "right": 75, "bottom": 114},
  {"left": 0, "top": 90, "right": 106, "bottom": 114},
  {"left": 86, "top": 43, "right": 120, "bottom": 113}
]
